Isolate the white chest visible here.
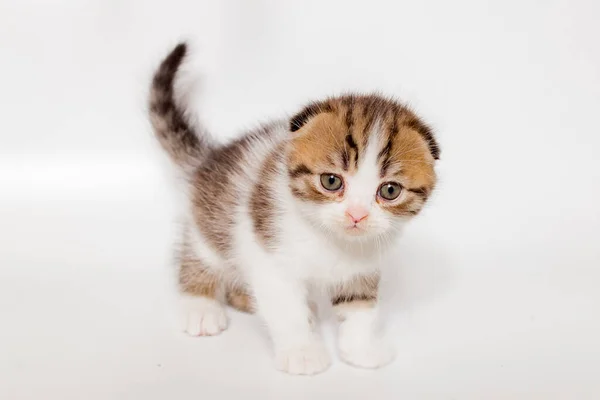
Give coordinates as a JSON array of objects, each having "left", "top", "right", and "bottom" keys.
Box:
[{"left": 279, "top": 222, "right": 381, "bottom": 285}]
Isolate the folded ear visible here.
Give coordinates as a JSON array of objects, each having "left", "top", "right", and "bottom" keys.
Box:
[
  {"left": 405, "top": 117, "right": 440, "bottom": 160},
  {"left": 289, "top": 100, "right": 334, "bottom": 132}
]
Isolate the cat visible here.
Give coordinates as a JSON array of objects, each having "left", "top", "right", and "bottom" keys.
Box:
[{"left": 148, "top": 43, "right": 440, "bottom": 375}]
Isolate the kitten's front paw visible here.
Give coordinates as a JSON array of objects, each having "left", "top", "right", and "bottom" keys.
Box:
[
  {"left": 181, "top": 296, "right": 228, "bottom": 336},
  {"left": 338, "top": 336, "right": 395, "bottom": 369},
  {"left": 275, "top": 341, "right": 331, "bottom": 375}
]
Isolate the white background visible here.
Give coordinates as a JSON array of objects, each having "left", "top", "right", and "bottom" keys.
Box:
[{"left": 1, "top": 0, "right": 599, "bottom": 398}]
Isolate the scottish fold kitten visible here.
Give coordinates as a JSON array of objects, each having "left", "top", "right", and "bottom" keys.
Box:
[{"left": 149, "top": 43, "right": 439, "bottom": 375}]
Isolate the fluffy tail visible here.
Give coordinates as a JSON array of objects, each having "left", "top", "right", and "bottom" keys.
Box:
[{"left": 149, "top": 43, "right": 208, "bottom": 172}]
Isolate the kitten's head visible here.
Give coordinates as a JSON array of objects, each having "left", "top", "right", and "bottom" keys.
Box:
[{"left": 286, "top": 94, "right": 439, "bottom": 241}]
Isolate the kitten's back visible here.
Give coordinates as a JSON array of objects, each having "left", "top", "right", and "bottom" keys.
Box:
[{"left": 190, "top": 122, "right": 286, "bottom": 255}]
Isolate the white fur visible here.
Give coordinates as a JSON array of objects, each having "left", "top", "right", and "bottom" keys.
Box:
[
  {"left": 274, "top": 340, "right": 331, "bottom": 375},
  {"left": 178, "top": 121, "right": 401, "bottom": 374},
  {"left": 336, "top": 305, "right": 396, "bottom": 368},
  {"left": 296, "top": 123, "right": 405, "bottom": 247},
  {"left": 181, "top": 294, "right": 228, "bottom": 336},
  {"left": 223, "top": 125, "right": 399, "bottom": 374}
]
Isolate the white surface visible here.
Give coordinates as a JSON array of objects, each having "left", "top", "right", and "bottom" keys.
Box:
[{"left": 1, "top": 0, "right": 599, "bottom": 398}]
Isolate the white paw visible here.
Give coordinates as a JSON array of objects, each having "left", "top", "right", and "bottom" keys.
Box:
[
  {"left": 181, "top": 296, "right": 228, "bottom": 336},
  {"left": 275, "top": 341, "right": 331, "bottom": 375},
  {"left": 338, "top": 335, "right": 395, "bottom": 369}
]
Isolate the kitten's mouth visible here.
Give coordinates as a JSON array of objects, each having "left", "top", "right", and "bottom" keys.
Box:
[{"left": 344, "top": 224, "right": 366, "bottom": 235}]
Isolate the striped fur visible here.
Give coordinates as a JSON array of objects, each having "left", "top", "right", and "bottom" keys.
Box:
[{"left": 149, "top": 44, "right": 209, "bottom": 173}]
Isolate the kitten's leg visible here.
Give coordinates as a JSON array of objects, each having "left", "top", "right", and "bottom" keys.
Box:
[
  {"left": 226, "top": 285, "right": 255, "bottom": 313},
  {"left": 331, "top": 274, "right": 395, "bottom": 368},
  {"left": 179, "top": 248, "right": 227, "bottom": 336},
  {"left": 250, "top": 265, "right": 330, "bottom": 375}
]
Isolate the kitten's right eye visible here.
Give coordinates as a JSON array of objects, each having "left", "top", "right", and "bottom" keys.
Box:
[
  {"left": 379, "top": 182, "right": 402, "bottom": 201},
  {"left": 320, "top": 174, "right": 343, "bottom": 191}
]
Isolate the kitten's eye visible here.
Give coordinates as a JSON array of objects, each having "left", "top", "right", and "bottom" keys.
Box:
[
  {"left": 379, "top": 182, "right": 402, "bottom": 201},
  {"left": 320, "top": 174, "right": 343, "bottom": 191}
]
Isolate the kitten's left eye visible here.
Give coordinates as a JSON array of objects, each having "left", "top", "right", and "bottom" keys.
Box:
[
  {"left": 320, "top": 174, "right": 343, "bottom": 191},
  {"left": 379, "top": 182, "right": 402, "bottom": 200}
]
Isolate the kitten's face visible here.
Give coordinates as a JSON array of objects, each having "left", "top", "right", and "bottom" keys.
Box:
[{"left": 286, "top": 95, "right": 439, "bottom": 241}]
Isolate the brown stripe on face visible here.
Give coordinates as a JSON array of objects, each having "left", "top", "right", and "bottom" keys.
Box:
[
  {"left": 357, "top": 96, "right": 382, "bottom": 148},
  {"left": 378, "top": 107, "right": 400, "bottom": 177},
  {"left": 288, "top": 163, "right": 313, "bottom": 178},
  {"left": 408, "top": 186, "right": 430, "bottom": 200},
  {"left": 290, "top": 181, "right": 332, "bottom": 203},
  {"left": 341, "top": 97, "right": 360, "bottom": 170},
  {"left": 345, "top": 132, "right": 358, "bottom": 150},
  {"left": 288, "top": 157, "right": 339, "bottom": 203},
  {"left": 383, "top": 192, "right": 427, "bottom": 217},
  {"left": 344, "top": 96, "right": 355, "bottom": 130},
  {"left": 344, "top": 133, "right": 359, "bottom": 170},
  {"left": 341, "top": 148, "right": 350, "bottom": 171},
  {"left": 377, "top": 139, "right": 393, "bottom": 177}
]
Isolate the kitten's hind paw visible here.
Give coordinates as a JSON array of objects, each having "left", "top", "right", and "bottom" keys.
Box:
[{"left": 181, "top": 296, "right": 228, "bottom": 336}]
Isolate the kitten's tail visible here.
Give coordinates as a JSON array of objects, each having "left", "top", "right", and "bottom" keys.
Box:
[{"left": 149, "top": 43, "right": 208, "bottom": 173}]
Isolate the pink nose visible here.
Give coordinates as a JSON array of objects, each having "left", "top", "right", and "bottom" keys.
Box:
[{"left": 345, "top": 206, "right": 369, "bottom": 224}]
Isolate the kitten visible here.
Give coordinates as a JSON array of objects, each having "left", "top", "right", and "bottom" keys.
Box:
[{"left": 149, "top": 43, "right": 440, "bottom": 375}]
